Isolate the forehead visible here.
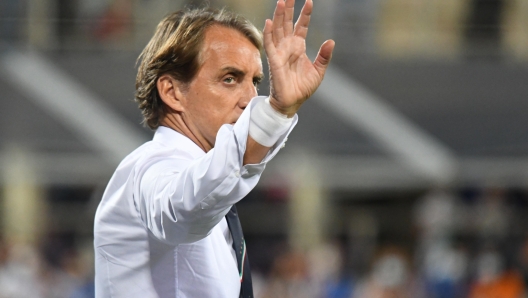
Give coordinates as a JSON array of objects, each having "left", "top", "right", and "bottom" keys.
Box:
[{"left": 199, "top": 25, "right": 262, "bottom": 71}]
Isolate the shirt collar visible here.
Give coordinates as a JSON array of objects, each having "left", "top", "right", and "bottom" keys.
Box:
[{"left": 153, "top": 126, "right": 206, "bottom": 159}]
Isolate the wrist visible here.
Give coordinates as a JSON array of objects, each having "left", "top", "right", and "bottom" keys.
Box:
[
  {"left": 269, "top": 96, "right": 297, "bottom": 118},
  {"left": 248, "top": 97, "right": 294, "bottom": 147}
]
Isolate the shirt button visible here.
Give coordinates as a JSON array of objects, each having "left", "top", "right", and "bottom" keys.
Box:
[
  {"left": 281, "top": 138, "right": 288, "bottom": 149},
  {"left": 234, "top": 170, "right": 241, "bottom": 177}
]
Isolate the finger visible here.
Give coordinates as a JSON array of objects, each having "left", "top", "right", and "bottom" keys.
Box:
[
  {"left": 284, "top": 0, "right": 295, "bottom": 36},
  {"left": 294, "top": 0, "right": 312, "bottom": 39},
  {"left": 313, "top": 40, "right": 335, "bottom": 77},
  {"left": 263, "top": 19, "right": 277, "bottom": 57},
  {"left": 272, "top": 0, "right": 285, "bottom": 44}
]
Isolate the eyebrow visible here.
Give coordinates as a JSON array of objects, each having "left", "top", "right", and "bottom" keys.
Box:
[
  {"left": 221, "top": 66, "right": 264, "bottom": 80},
  {"left": 221, "top": 67, "right": 245, "bottom": 77}
]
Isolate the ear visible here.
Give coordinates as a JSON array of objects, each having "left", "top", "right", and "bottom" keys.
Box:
[{"left": 157, "top": 74, "right": 186, "bottom": 112}]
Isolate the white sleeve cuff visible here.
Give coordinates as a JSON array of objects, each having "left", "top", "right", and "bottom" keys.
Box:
[{"left": 248, "top": 97, "right": 294, "bottom": 147}]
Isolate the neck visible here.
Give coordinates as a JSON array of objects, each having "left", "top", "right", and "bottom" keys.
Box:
[{"left": 160, "top": 113, "right": 211, "bottom": 152}]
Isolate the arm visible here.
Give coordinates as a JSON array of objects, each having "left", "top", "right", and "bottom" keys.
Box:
[
  {"left": 243, "top": 0, "right": 335, "bottom": 164},
  {"left": 137, "top": 97, "right": 296, "bottom": 245},
  {"left": 244, "top": 136, "right": 272, "bottom": 165}
]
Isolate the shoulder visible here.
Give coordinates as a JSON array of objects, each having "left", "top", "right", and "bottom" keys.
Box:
[{"left": 132, "top": 140, "right": 197, "bottom": 181}]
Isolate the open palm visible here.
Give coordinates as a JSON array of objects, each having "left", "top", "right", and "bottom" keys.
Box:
[{"left": 264, "top": 0, "right": 335, "bottom": 117}]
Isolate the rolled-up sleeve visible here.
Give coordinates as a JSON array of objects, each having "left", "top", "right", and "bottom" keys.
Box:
[{"left": 134, "top": 96, "right": 297, "bottom": 246}]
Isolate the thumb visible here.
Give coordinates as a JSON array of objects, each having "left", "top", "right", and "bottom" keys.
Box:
[{"left": 313, "top": 39, "right": 335, "bottom": 77}]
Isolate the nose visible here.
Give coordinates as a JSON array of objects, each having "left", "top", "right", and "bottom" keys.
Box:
[{"left": 238, "top": 82, "right": 258, "bottom": 109}]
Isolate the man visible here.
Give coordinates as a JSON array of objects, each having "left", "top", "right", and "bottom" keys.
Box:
[{"left": 93, "top": 0, "right": 334, "bottom": 297}]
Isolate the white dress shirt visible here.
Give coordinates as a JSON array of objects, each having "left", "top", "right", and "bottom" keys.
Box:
[{"left": 94, "top": 96, "right": 297, "bottom": 298}]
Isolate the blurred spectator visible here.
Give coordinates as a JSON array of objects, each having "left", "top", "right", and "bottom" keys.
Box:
[
  {"left": 308, "top": 242, "right": 354, "bottom": 298},
  {"left": 472, "top": 187, "right": 512, "bottom": 242},
  {"left": 69, "top": 243, "right": 95, "bottom": 298},
  {"left": 0, "top": 235, "right": 95, "bottom": 298},
  {"left": 414, "top": 189, "right": 467, "bottom": 297},
  {"left": 468, "top": 249, "right": 525, "bottom": 298},
  {"left": 353, "top": 246, "right": 425, "bottom": 298},
  {"left": 414, "top": 188, "right": 459, "bottom": 241},
  {"left": 260, "top": 248, "right": 317, "bottom": 298},
  {"left": 422, "top": 241, "right": 469, "bottom": 298},
  {"left": 39, "top": 236, "right": 84, "bottom": 298},
  {"left": 0, "top": 242, "right": 43, "bottom": 298},
  {"left": 40, "top": 263, "right": 81, "bottom": 298}
]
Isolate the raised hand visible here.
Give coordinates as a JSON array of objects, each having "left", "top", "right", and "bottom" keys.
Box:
[{"left": 263, "top": 0, "right": 335, "bottom": 117}]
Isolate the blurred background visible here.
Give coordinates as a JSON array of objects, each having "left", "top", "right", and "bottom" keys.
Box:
[{"left": 1, "top": 0, "right": 528, "bottom": 297}]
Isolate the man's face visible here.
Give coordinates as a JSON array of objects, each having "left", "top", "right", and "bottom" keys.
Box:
[{"left": 179, "top": 25, "right": 263, "bottom": 151}]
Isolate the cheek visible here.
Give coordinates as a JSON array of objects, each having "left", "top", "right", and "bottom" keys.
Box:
[{"left": 186, "top": 87, "right": 212, "bottom": 112}]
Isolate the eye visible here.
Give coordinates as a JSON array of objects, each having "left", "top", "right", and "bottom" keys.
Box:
[
  {"left": 253, "top": 77, "right": 262, "bottom": 87},
  {"left": 224, "top": 77, "right": 235, "bottom": 84}
]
